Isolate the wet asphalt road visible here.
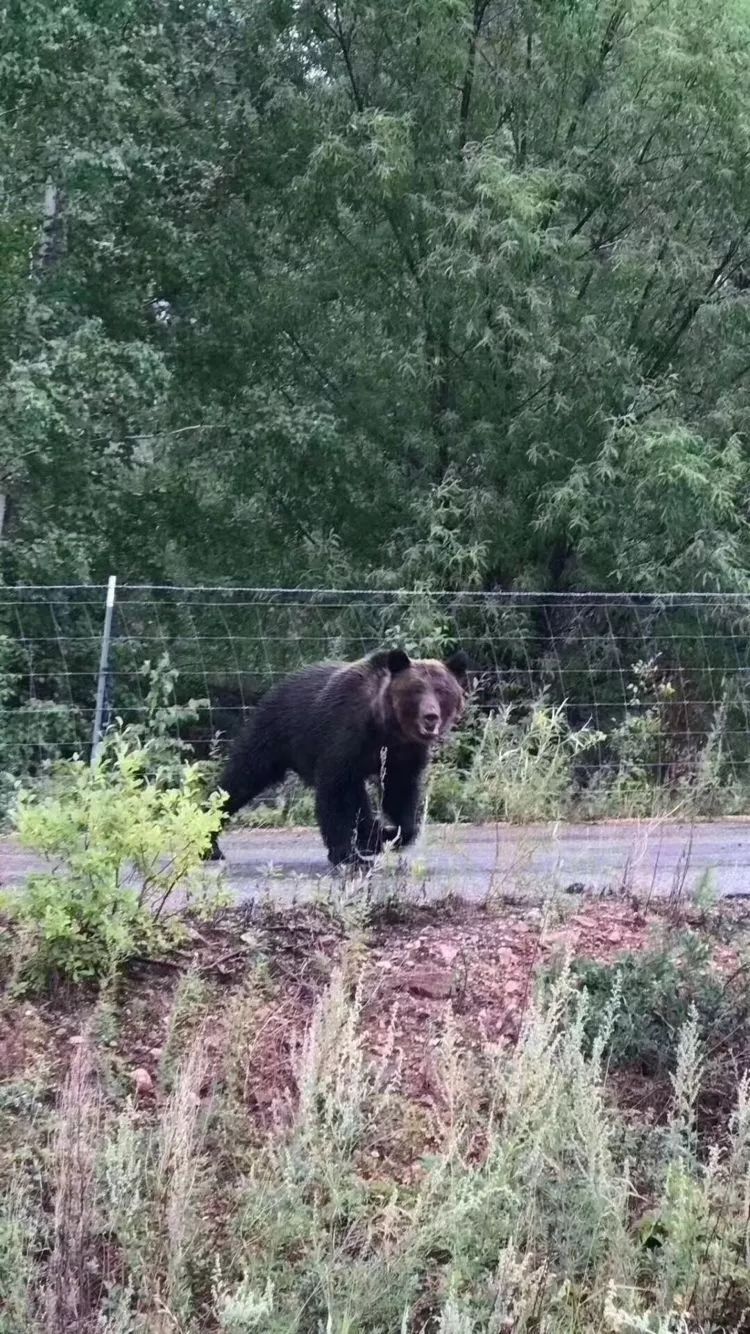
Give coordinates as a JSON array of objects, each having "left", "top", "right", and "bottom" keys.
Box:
[{"left": 3, "top": 820, "right": 750, "bottom": 903}]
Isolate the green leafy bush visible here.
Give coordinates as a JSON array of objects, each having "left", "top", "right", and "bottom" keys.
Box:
[
  {"left": 2, "top": 732, "right": 225, "bottom": 986},
  {"left": 1, "top": 659, "right": 226, "bottom": 986}
]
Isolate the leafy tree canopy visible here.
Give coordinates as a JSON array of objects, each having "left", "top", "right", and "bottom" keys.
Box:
[{"left": 2, "top": 0, "right": 750, "bottom": 592}]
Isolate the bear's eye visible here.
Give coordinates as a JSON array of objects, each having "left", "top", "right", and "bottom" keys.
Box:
[{"left": 435, "top": 683, "right": 456, "bottom": 708}]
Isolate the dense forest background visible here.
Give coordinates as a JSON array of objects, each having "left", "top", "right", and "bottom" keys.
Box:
[{"left": 3, "top": 0, "right": 750, "bottom": 595}]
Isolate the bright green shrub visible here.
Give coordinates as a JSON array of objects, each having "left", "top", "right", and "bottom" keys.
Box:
[{"left": 1, "top": 727, "right": 225, "bottom": 986}]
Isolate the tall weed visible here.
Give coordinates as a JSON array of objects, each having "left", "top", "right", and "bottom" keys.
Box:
[
  {"left": 430, "top": 698, "right": 604, "bottom": 823},
  {"left": 44, "top": 1042, "right": 103, "bottom": 1334}
]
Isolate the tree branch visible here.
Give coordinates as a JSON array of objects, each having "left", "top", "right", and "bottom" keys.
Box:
[
  {"left": 318, "top": 1, "right": 364, "bottom": 111},
  {"left": 648, "top": 226, "right": 750, "bottom": 377},
  {"left": 565, "top": 6, "right": 626, "bottom": 150},
  {"left": 627, "top": 236, "right": 670, "bottom": 345},
  {"left": 458, "top": 0, "right": 490, "bottom": 154}
]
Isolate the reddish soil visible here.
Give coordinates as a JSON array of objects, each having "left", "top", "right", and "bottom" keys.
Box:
[{"left": 2, "top": 897, "right": 745, "bottom": 1144}]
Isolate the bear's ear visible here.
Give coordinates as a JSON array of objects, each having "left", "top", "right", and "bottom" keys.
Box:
[
  {"left": 386, "top": 648, "right": 412, "bottom": 675},
  {"left": 444, "top": 650, "right": 469, "bottom": 685},
  {"left": 368, "top": 647, "right": 412, "bottom": 675}
]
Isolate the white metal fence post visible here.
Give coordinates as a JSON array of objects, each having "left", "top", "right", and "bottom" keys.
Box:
[{"left": 91, "top": 575, "right": 117, "bottom": 765}]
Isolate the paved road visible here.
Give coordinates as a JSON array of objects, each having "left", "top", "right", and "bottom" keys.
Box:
[{"left": 3, "top": 820, "right": 750, "bottom": 903}]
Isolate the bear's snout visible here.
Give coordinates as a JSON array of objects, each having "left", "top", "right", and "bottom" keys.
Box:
[
  {"left": 419, "top": 704, "right": 441, "bottom": 737},
  {"left": 415, "top": 690, "right": 445, "bottom": 739}
]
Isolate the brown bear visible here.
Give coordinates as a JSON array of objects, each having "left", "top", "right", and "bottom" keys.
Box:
[{"left": 207, "top": 648, "right": 468, "bottom": 867}]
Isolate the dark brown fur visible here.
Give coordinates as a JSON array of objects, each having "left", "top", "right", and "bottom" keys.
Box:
[{"left": 208, "top": 648, "right": 468, "bottom": 866}]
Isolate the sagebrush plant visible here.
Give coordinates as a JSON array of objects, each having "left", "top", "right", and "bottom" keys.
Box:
[
  {"left": 642, "top": 1017, "right": 750, "bottom": 1328},
  {"left": 45, "top": 1043, "right": 102, "bottom": 1334},
  {"left": 214, "top": 968, "right": 750, "bottom": 1334},
  {"left": 2, "top": 957, "right": 750, "bottom": 1331},
  {"left": 0, "top": 1175, "right": 38, "bottom": 1334},
  {"left": 1, "top": 659, "right": 226, "bottom": 985}
]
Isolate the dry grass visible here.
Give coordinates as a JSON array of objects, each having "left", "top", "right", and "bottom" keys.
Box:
[
  {"left": 156, "top": 1030, "right": 212, "bottom": 1322},
  {"left": 2, "top": 895, "right": 750, "bottom": 1332},
  {"left": 44, "top": 1041, "right": 102, "bottom": 1334}
]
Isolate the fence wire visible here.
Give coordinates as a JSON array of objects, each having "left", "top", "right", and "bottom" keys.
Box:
[{"left": 2, "top": 585, "right": 750, "bottom": 808}]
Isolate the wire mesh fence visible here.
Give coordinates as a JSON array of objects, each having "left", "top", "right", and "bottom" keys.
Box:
[{"left": 2, "top": 583, "right": 750, "bottom": 817}]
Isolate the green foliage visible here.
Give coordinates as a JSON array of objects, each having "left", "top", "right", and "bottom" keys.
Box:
[
  {"left": 423, "top": 654, "right": 750, "bottom": 825},
  {"left": 237, "top": 780, "right": 317, "bottom": 830},
  {"left": 430, "top": 696, "right": 605, "bottom": 823},
  {"left": 5, "top": 0, "right": 750, "bottom": 812},
  {"left": 1, "top": 663, "right": 225, "bottom": 984},
  {"left": 127, "top": 652, "right": 211, "bottom": 787},
  {"left": 2, "top": 0, "right": 750, "bottom": 593},
  {"left": 540, "top": 423, "right": 750, "bottom": 592},
  {"left": 546, "top": 930, "right": 750, "bottom": 1076},
  {"left": 0, "top": 627, "right": 84, "bottom": 822}
]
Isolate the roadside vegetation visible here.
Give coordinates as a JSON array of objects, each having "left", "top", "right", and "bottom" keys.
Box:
[{"left": 2, "top": 706, "right": 750, "bottom": 1332}]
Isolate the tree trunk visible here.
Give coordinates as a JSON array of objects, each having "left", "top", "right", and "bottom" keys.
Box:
[{"left": 33, "top": 179, "right": 66, "bottom": 274}]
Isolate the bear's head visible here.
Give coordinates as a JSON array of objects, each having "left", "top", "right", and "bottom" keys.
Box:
[{"left": 374, "top": 648, "right": 469, "bottom": 745}]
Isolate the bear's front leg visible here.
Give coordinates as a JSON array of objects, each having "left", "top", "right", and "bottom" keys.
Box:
[
  {"left": 382, "top": 765, "right": 425, "bottom": 849},
  {"left": 205, "top": 830, "right": 225, "bottom": 861},
  {"left": 315, "top": 765, "right": 381, "bottom": 867}
]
